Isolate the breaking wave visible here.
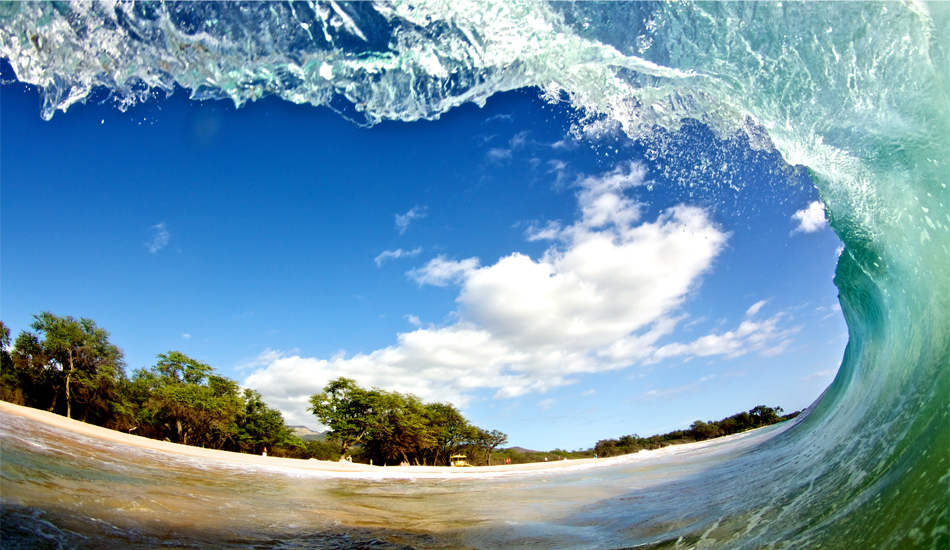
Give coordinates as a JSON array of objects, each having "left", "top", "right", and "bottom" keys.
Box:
[{"left": 1, "top": 2, "right": 947, "bottom": 548}]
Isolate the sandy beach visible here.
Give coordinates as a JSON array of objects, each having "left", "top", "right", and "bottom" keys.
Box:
[{"left": 0, "top": 400, "right": 603, "bottom": 475}]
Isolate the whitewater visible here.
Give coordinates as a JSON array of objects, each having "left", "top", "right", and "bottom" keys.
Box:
[{"left": 1, "top": 2, "right": 947, "bottom": 549}]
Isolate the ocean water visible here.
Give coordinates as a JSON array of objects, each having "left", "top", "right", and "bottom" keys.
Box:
[{"left": 1, "top": 2, "right": 947, "bottom": 549}]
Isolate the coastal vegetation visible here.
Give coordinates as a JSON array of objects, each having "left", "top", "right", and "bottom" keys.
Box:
[
  {"left": 2, "top": 313, "right": 796, "bottom": 465},
  {"left": 308, "top": 377, "right": 508, "bottom": 466},
  {"left": 1, "top": 315, "right": 298, "bottom": 455},
  {"left": 590, "top": 405, "right": 799, "bottom": 458},
  {"left": 0, "top": 313, "right": 509, "bottom": 463},
  {"left": 467, "top": 405, "right": 799, "bottom": 465}
]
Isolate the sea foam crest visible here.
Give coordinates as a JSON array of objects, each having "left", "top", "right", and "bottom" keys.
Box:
[
  {"left": 0, "top": 2, "right": 715, "bottom": 133},
  {"left": 0, "top": 2, "right": 572, "bottom": 121}
]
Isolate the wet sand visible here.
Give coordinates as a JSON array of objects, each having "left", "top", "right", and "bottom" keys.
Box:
[{"left": 0, "top": 401, "right": 602, "bottom": 475}]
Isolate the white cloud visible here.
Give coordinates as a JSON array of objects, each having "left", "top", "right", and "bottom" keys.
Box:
[
  {"left": 487, "top": 148, "right": 512, "bottom": 160},
  {"left": 395, "top": 207, "right": 427, "bottom": 235},
  {"left": 547, "top": 159, "right": 571, "bottom": 187},
  {"left": 407, "top": 256, "right": 480, "bottom": 287},
  {"left": 244, "top": 162, "right": 730, "bottom": 426},
  {"left": 760, "top": 339, "right": 792, "bottom": 357},
  {"left": 147, "top": 222, "right": 169, "bottom": 253},
  {"left": 528, "top": 162, "right": 651, "bottom": 243},
  {"left": 791, "top": 201, "right": 829, "bottom": 234},
  {"left": 525, "top": 220, "right": 563, "bottom": 241},
  {"left": 551, "top": 138, "right": 578, "bottom": 150},
  {"left": 683, "top": 316, "right": 708, "bottom": 329},
  {"left": 576, "top": 161, "right": 651, "bottom": 194},
  {"left": 649, "top": 311, "right": 799, "bottom": 363},
  {"left": 374, "top": 247, "right": 422, "bottom": 267},
  {"left": 405, "top": 314, "right": 422, "bottom": 327},
  {"left": 484, "top": 113, "right": 513, "bottom": 123},
  {"left": 182, "top": 333, "right": 191, "bottom": 339},
  {"left": 236, "top": 347, "right": 297, "bottom": 372},
  {"left": 508, "top": 131, "right": 529, "bottom": 149},
  {"left": 486, "top": 131, "right": 530, "bottom": 162},
  {"left": 745, "top": 299, "right": 769, "bottom": 317}
]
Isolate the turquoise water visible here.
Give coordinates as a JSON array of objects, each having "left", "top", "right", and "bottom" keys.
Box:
[{"left": 1, "top": 2, "right": 947, "bottom": 548}]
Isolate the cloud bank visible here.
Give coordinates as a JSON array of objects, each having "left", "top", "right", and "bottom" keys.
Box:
[{"left": 244, "top": 163, "right": 788, "bottom": 426}]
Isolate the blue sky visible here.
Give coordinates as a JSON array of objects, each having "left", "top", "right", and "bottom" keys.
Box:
[{"left": 2, "top": 71, "right": 847, "bottom": 450}]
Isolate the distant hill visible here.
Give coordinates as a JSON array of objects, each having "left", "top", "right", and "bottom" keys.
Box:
[
  {"left": 288, "top": 425, "right": 328, "bottom": 441},
  {"left": 505, "top": 446, "right": 539, "bottom": 454}
]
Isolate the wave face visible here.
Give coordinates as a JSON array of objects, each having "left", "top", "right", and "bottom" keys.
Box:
[{"left": 1, "top": 2, "right": 947, "bottom": 548}]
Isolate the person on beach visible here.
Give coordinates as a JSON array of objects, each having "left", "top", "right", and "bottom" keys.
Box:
[{"left": 262, "top": 447, "right": 267, "bottom": 457}]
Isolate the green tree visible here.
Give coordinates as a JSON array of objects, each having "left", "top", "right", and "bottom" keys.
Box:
[
  {"left": 308, "top": 377, "right": 379, "bottom": 455},
  {"left": 237, "top": 388, "right": 296, "bottom": 454},
  {"left": 733, "top": 411, "right": 752, "bottom": 430},
  {"left": 0, "top": 321, "right": 20, "bottom": 404},
  {"left": 10, "top": 313, "right": 125, "bottom": 421},
  {"left": 717, "top": 417, "right": 738, "bottom": 436},
  {"left": 138, "top": 352, "right": 242, "bottom": 448},
  {"left": 154, "top": 351, "right": 214, "bottom": 385},
  {"left": 480, "top": 429, "right": 508, "bottom": 466},
  {"left": 425, "top": 402, "right": 477, "bottom": 465},
  {"left": 361, "top": 390, "right": 433, "bottom": 465},
  {"left": 690, "top": 420, "right": 720, "bottom": 441},
  {"left": 8, "top": 330, "right": 53, "bottom": 409},
  {"left": 0, "top": 321, "right": 10, "bottom": 364},
  {"left": 118, "top": 353, "right": 295, "bottom": 453},
  {"left": 749, "top": 405, "right": 782, "bottom": 427}
]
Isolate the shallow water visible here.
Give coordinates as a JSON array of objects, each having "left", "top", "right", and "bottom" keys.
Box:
[
  {"left": 1, "top": 407, "right": 795, "bottom": 548},
  {"left": 1, "top": 2, "right": 947, "bottom": 548}
]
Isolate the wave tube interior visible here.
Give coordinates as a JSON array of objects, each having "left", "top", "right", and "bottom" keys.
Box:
[{"left": 0, "top": 2, "right": 947, "bottom": 549}]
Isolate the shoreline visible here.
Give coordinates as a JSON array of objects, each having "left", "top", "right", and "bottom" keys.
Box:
[{"left": 0, "top": 401, "right": 606, "bottom": 475}]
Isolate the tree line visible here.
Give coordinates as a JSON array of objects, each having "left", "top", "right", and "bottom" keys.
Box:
[
  {"left": 0, "top": 313, "right": 508, "bottom": 465},
  {"left": 1, "top": 314, "right": 299, "bottom": 455},
  {"left": 592, "top": 405, "right": 799, "bottom": 458}
]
